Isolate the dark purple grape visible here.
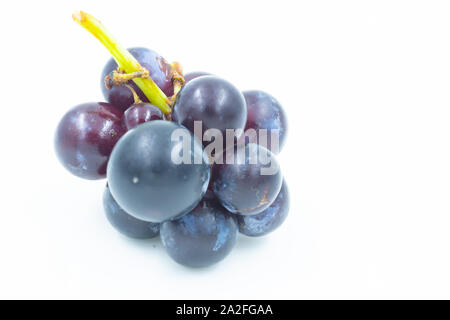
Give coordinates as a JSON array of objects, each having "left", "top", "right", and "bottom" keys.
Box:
[
  {"left": 101, "top": 47, "right": 174, "bottom": 111},
  {"left": 172, "top": 76, "right": 247, "bottom": 146},
  {"left": 237, "top": 180, "right": 289, "bottom": 237},
  {"left": 103, "top": 184, "right": 160, "bottom": 239},
  {"left": 184, "top": 71, "right": 211, "bottom": 83},
  {"left": 107, "top": 121, "right": 210, "bottom": 223},
  {"left": 240, "top": 90, "right": 288, "bottom": 154},
  {"left": 55, "top": 102, "right": 125, "bottom": 180},
  {"left": 160, "top": 198, "right": 238, "bottom": 267},
  {"left": 212, "top": 143, "right": 282, "bottom": 215},
  {"left": 123, "top": 103, "right": 165, "bottom": 130}
]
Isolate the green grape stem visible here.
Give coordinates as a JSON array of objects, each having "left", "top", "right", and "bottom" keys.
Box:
[{"left": 72, "top": 11, "right": 172, "bottom": 114}]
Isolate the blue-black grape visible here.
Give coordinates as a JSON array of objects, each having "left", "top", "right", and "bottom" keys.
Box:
[
  {"left": 240, "top": 90, "right": 288, "bottom": 153},
  {"left": 212, "top": 143, "right": 282, "bottom": 215},
  {"left": 55, "top": 102, "right": 126, "bottom": 180},
  {"left": 237, "top": 180, "right": 289, "bottom": 237},
  {"left": 123, "top": 103, "right": 165, "bottom": 130},
  {"left": 103, "top": 184, "right": 160, "bottom": 239},
  {"left": 172, "top": 76, "right": 247, "bottom": 145},
  {"left": 107, "top": 121, "right": 210, "bottom": 223},
  {"left": 160, "top": 198, "right": 238, "bottom": 267},
  {"left": 101, "top": 47, "right": 173, "bottom": 111},
  {"left": 184, "top": 71, "right": 211, "bottom": 83}
]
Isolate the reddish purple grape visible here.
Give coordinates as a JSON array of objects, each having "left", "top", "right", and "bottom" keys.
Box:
[
  {"left": 101, "top": 47, "right": 174, "bottom": 111},
  {"left": 240, "top": 90, "right": 288, "bottom": 153},
  {"left": 237, "top": 180, "right": 289, "bottom": 237},
  {"left": 123, "top": 103, "right": 165, "bottom": 130},
  {"left": 54, "top": 102, "right": 125, "bottom": 180},
  {"left": 184, "top": 71, "right": 211, "bottom": 83}
]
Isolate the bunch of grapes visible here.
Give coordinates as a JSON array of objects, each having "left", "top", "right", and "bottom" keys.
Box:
[{"left": 55, "top": 12, "right": 290, "bottom": 268}]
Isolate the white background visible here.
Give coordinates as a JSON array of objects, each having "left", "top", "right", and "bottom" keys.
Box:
[{"left": 0, "top": 0, "right": 450, "bottom": 299}]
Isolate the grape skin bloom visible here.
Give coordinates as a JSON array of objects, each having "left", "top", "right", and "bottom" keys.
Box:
[
  {"left": 212, "top": 144, "right": 283, "bottom": 215},
  {"left": 237, "top": 180, "right": 289, "bottom": 237},
  {"left": 103, "top": 184, "right": 160, "bottom": 239},
  {"left": 160, "top": 198, "right": 238, "bottom": 267},
  {"left": 107, "top": 121, "right": 210, "bottom": 223}
]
